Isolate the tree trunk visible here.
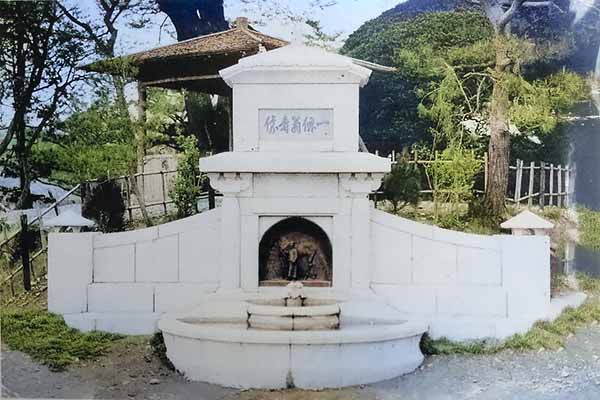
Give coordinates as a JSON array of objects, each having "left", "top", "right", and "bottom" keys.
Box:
[
  {"left": 157, "top": 0, "right": 230, "bottom": 153},
  {"left": 129, "top": 171, "right": 153, "bottom": 227},
  {"left": 136, "top": 84, "right": 147, "bottom": 172},
  {"left": 14, "top": 7, "right": 32, "bottom": 210},
  {"left": 112, "top": 74, "right": 127, "bottom": 109},
  {"left": 15, "top": 109, "right": 32, "bottom": 210},
  {"left": 483, "top": 36, "right": 512, "bottom": 220},
  {"left": 156, "top": 0, "right": 228, "bottom": 41},
  {"left": 131, "top": 83, "right": 152, "bottom": 227}
]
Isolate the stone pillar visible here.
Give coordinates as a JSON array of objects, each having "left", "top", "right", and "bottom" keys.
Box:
[
  {"left": 207, "top": 173, "right": 252, "bottom": 290},
  {"left": 341, "top": 173, "right": 385, "bottom": 289},
  {"left": 48, "top": 232, "right": 96, "bottom": 314}
]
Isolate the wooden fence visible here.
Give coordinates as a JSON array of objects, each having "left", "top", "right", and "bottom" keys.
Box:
[
  {"left": 377, "top": 150, "right": 573, "bottom": 208},
  {"left": 83, "top": 170, "right": 219, "bottom": 220},
  {"left": 508, "top": 160, "right": 572, "bottom": 208},
  {"left": 0, "top": 184, "right": 81, "bottom": 299}
]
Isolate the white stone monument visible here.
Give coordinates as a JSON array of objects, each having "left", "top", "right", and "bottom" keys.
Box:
[
  {"left": 198, "top": 44, "right": 391, "bottom": 291},
  {"left": 158, "top": 45, "right": 427, "bottom": 389},
  {"left": 48, "top": 42, "right": 564, "bottom": 391}
]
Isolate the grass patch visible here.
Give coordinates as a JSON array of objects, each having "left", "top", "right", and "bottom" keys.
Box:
[
  {"left": 420, "top": 335, "right": 492, "bottom": 355},
  {"left": 579, "top": 273, "right": 600, "bottom": 293},
  {"left": 0, "top": 310, "right": 122, "bottom": 371},
  {"left": 388, "top": 201, "right": 502, "bottom": 235},
  {"left": 578, "top": 207, "right": 600, "bottom": 250},
  {"left": 422, "top": 275, "right": 600, "bottom": 356},
  {"left": 540, "top": 206, "right": 563, "bottom": 223}
]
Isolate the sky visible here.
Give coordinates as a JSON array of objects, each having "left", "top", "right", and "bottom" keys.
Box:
[{"left": 114, "top": 0, "right": 403, "bottom": 56}]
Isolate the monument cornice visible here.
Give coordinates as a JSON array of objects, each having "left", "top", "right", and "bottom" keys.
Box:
[{"left": 199, "top": 152, "right": 391, "bottom": 174}]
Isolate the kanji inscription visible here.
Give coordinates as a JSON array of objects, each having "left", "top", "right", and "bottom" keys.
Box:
[{"left": 259, "top": 109, "right": 332, "bottom": 139}]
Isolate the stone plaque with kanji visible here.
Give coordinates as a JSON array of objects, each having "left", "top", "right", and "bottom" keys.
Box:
[{"left": 259, "top": 109, "right": 333, "bottom": 140}]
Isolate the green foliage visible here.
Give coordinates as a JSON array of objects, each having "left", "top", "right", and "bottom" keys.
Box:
[
  {"left": 508, "top": 70, "right": 589, "bottom": 136},
  {"left": 82, "top": 181, "right": 126, "bottom": 232},
  {"left": 420, "top": 334, "right": 490, "bottom": 355},
  {"left": 540, "top": 206, "right": 563, "bottom": 223},
  {"left": 170, "top": 136, "right": 200, "bottom": 218},
  {"left": 145, "top": 87, "right": 186, "bottom": 148},
  {"left": 383, "top": 154, "right": 421, "bottom": 213},
  {"left": 578, "top": 208, "right": 600, "bottom": 251},
  {"left": 45, "top": 94, "right": 136, "bottom": 184},
  {"left": 87, "top": 55, "right": 139, "bottom": 79},
  {"left": 0, "top": 311, "right": 122, "bottom": 371},
  {"left": 426, "top": 144, "right": 481, "bottom": 224},
  {"left": 341, "top": 11, "right": 494, "bottom": 153},
  {"left": 578, "top": 273, "right": 600, "bottom": 294},
  {"left": 345, "top": 11, "right": 492, "bottom": 66},
  {"left": 343, "top": 9, "right": 588, "bottom": 163}
]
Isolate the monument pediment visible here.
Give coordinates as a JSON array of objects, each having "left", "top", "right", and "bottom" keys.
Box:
[{"left": 220, "top": 44, "right": 372, "bottom": 86}]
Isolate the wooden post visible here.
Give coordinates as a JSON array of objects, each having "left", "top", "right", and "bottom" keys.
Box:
[
  {"left": 136, "top": 83, "right": 147, "bottom": 175},
  {"left": 483, "top": 152, "right": 488, "bottom": 191},
  {"left": 557, "top": 164, "right": 563, "bottom": 208},
  {"left": 539, "top": 161, "right": 546, "bottom": 208},
  {"left": 20, "top": 215, "right": 31, "bottom": 291},
  {"left": 549, "top": 163, "right": 554, "bottom": 206},
  {"left": 514, "top": 159, "right": 523, "bottom": 204},
  {"left": 38, "top": 208, "right": 47, "bottom": 250},
  {"left": 208, "top": 186, "right": 216, "bottom": 210},
  {"left": 528, "top": 161, "right": 535, "bottom": 207},
  {"left": 565, "top": 165, "right": 571, "bottom": 208},
  {"left": 160, "top": 170, "right": 167, "bottom": 215},
  {"left": 125, "top": 176, "right": 133, "bottom": 221}
]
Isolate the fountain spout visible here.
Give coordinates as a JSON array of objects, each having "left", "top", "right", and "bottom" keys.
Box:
[{"left": 286, "top": 281, "right": 304, "bottom": 298}]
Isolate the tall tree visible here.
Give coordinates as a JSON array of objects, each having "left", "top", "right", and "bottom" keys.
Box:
[
  {"left": 57, "top": 0, "right": 150, "bottom": 106},
  {"left": 480, "top": 0, "right": 567, "bottom": 219},
  {"left": 155, "top": 0, "right": 230, "bottom": 153},
  {"left": 58, "top": 0, "right": 155, "bottom": 226},
  {"left": 0, "top": 1, "right": 88, "bottom": 209}
]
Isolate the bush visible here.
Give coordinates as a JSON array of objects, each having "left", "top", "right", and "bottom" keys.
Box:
[
  {"left": 82, "top": 180, "right": 126, "bottom": 232},
  {"left": 170, "top": 136, "right": 201, "bottom": 218},
  {"left": 427, "top": 144, "right": 481, "bottom": 224},
  {"left": 578, "top": 207, "right": 600, "bottom": 251},
  {"left": 0, "top": 311, "right": 122, "bottom": 371},
  {"left": 383, "top": 154, "right": 421, "bottom": 213}
]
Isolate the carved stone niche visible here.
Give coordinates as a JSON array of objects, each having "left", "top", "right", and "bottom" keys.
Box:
[{"left": 259, "top": 217, "right": 332, "bottom": 287}]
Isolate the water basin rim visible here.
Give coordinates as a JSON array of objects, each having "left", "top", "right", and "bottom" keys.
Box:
[{"left": 247, "top": 303, "right": 340, "bottom": 317}]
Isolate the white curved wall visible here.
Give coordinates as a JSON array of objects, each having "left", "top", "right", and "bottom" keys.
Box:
[
  {"left": 369, "top": 209, "right": 551, "bottom": 340},
  {"left": 49, "top": 206, "right": 554, "bottom": 340},
  {"left": 48, "top": 208, "right": 222, "bottom": 334}
]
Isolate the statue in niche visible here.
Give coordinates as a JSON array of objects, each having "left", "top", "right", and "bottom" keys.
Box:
[
  {"left": 280, "top": 241, "right": 299, "bottom": 280},
  {"left": 260, "top": 219, "right": 332, "bottom": 286},
  {"left": 278, "top": 240, "right": 322, "bottom": 281}
]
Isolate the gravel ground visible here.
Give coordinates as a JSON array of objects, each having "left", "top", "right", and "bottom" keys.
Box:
[{"left": 2, "top": 325, "right": 600, "bottom": 400}]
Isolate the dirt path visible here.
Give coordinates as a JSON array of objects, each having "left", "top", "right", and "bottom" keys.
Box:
[{"left": 2, "top": 326, "right": 600, "bottom": 400}]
